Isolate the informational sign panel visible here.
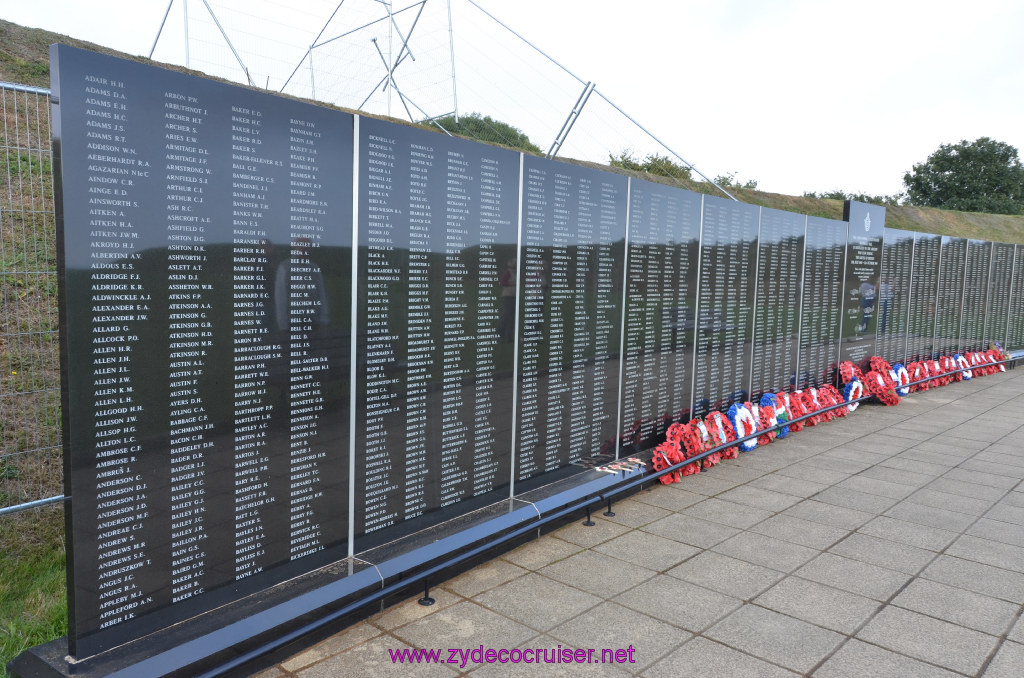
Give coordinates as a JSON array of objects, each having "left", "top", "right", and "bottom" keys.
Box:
[
  {"left": 906, "top": 233, "right": 941, "bottom": 362},
  {"left": 839, "top": 201, "right": 884, "bottom": 364},
  {"left": 53, "top": 45, "right": 354, "bottom": 656},
  {"left": 515, "top": 156, "right": 626, "bottom": 482},
  {"left": 797, "top": 217, "right": 846, "bottom": 388},
  {"left": 935, "top": 236, "right": 967, "bottom": 355},
  {"left": 691, "top": 196, "right": 758, "bottom": 416},
  {"left": 354, "top": 118, "right": 520, "bottom": 549},
  {"left": 750, "top": 208, "right": 804, "bottom": 399},
  {"left": 875, "top": 228, "right": 915, "bottom": 365},
  {"left": 960, "top": 239, "right": 991, "bottom": 353},
  {"left": 987, "top": 243, "right": 1015, "bottom": 348},
  {"left": 619, "top": 179, "right": 700, "bottom": 451}
]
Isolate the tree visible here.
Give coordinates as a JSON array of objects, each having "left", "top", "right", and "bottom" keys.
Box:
[
  {"left": 429, "top": 113, "right": 542, "bottom": 154},
  {"left": 903, "top": 137, "right": 1024, "bottom": 215}
]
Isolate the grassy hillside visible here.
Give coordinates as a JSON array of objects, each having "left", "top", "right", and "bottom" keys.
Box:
[{"left": 2, "top": 18, "right": 1023, "bottom": 243}]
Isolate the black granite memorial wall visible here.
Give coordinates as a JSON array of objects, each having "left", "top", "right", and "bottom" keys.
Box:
[
  {"left": 935, "top": 236, "right": 968, "bottom": 355},
  {"left": 618, "top": 178, "right": 700, "bottom": 451},
  {"left": 515, "top": 156, "right": 626, "bottom": 481},
  {"left": 906, "top": 233, "right": 940, "bottom": 362},
  {"left": 875, "top": 228, "right": 914, "bottom": 366},
  {"left": 53, "top": 45, "right": 354, "bottom": 656},
  {"left": 1009, "top": 246, "right": 1024, "bottom": 350},
  {"left": 750, "top": 208, "right": 804, "bottom": 400},
  {"left": 691, "top": 196, "right": 759, "bottom": 417},
  {"left": 797, "top": 217, "right": 846, "bottom": 388},
  {"left": 45, "top": 44, "right": 1024, "bottom": 675},
  {"left": 986, "top": 243, "right": 1015, "bottom": 348},
  {"left": 960, "top": 239, "right": 991, "bottom": 353},
  {"left": 354, "top": 118, "right": 520, "bottom": 550}
]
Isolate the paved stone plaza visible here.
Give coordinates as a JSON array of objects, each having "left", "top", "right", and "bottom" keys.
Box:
[{"left": 261, "top": 369, "right": 1024, "bottom": 677}]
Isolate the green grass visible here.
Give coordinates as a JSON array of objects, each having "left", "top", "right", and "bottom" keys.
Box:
[{"left": 0, "top": 507, "right": 66, "bottom": 677}]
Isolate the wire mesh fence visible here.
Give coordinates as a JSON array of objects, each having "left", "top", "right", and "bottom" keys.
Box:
[{"left": 0, "top": 82, "right": 62, "bottom": 514}]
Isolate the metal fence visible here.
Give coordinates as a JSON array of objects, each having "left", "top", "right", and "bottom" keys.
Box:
[{"left": 0, "top": 81, "right": 62, "bottom": 515}]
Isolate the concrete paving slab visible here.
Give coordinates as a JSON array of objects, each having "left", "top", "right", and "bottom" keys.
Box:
[
  {"left": 665, "top": 551, "right": 785, "bottom": 600},
  {"left": 857, "top": 515, "right": 960, "bottom": 551},
  {"left": 883, "top": 500, "right": 977, "bottom": 532},
  {"left": 922, "top": 555, "right": 1024, "bottom": 604},
  {"left": 705, "top": 604, "right": 845, "bottom": 674},
  {"left": 712, "top": 531, "right": 820, "bottom": 573},
  {"left": 539, "top": 549, "right": 656, "bottom": 598},
  {"left": 611, "top": 574, "right": 741, "bottom": 632},
  {"left": 592, "top": 529, "right": 701, "bottom": 571},
  {"left": 856, "top": 606, "right": 999, "bottom": 675},
  {"left": 500, "top": 535, "right": 584, "bottom": 571},
  {"left": 641, "top": 637, "right": 799, "bottom": 678},
  {"left": 794, "top": 553, "right": 911, "bottom": 601},
  {"left": 827, "top": 532, "right": 935, "bottom": 575},
  {"left": 812, "top": 639, "right": 961, "bottom": 678},
  {"left": 983, "top": 641, "right": 1024, "bottom": 678},
  {"left": 716, "top": 485, "right": 804, "bottom": 512},
  {"left": 782, "top": 499, "right": 875, "bottom": 531},
  {"left": 945, "top": 534, "right": 1024, "bottom": 573},
  {"left": 905, "top": 487, "right": 995, "bottom": 516},
  {"left": 391, "top": 600, "right": 537, "bottom": 655},
  {"left": 813, "top": 486, "right": 900, "bottom": 514},
  {"left": 295, "top": 634, "right": 460, "bottom": 678},
  {"left": 472, "top": 573, "right": 602, "bottom": 632},
  {"left": 442, "top": 559, "right": 529, "bottom": 598},
  {"left": 891, "top": 578, "right": 1019, "bottom": 636},
  {"left": 749, "top": 513, "right": 849, "bottom": 550},
  {"left": 754, "top": 576, "right": 881, "bottom": 633},
  {"left": 748, "top": 473, "right": 828, "bottom": 498},
  {"left": 679, "top": 497, "right": 774, "bottom": 530},
  {"left": 548, "top": 602, "right": 688, "bottom": 672},
  {"left": 641, "top": 513, "right": 741, "bottom": 549}
]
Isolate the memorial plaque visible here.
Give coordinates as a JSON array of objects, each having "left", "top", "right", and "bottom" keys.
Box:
[
  {"left": 354, "top": 118, "right": 520, "bottom": 549},
  {"left": 839, "top": 201, "right": 884, "bottom": 365},
  {"left": 797, "top": 217, "right": 846, "bottom": 388},
  {"left": 934, "top": 236, "right": 967, "bottom": 355},
  {"left": 618, "top": 179, "right": 700, "bottom": 451},
  {"left": 1008, "top": 246, "right": 1024, "bottom": 350},
  {"left": 750, "top": 208, "right": 804, "bottom": 400},
  {"left": 691, "top": 196, "right": 758, "bottom": 417},
  {"left": 875, "top": 228, "right": 914, "bottom": 365},
  {"left": 906, "top": 233, "right": 941, "bottom": 362},
  {"left": 516, "top": 156, "right": 626, "bottom": 481},
  {"left": 53, "top": 45, "right": 353, "bottom": 656},
  {"left": 960, "top": 239, "right": 991, "bottom": 353},
  {"left": 986, "top": 242, "right": 1015, "bottom": 347}
]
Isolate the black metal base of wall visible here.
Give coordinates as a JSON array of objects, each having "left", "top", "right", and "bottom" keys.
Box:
[{"left": 8, "top": 462, "right": 647, "bottom": 678}]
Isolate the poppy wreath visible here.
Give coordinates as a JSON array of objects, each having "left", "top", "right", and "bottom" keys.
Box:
[
  {"left": 694, "top": 420, "right": 720, "bottom": 469},
  {"left": 868, "top": 356, "right": 893, "bottom": 376},
  {"left": 820, "top": 384, "right": 846, "bottom": 417},
  {"left": 702, "top": 411, "right": 736, "bottom": 467},
  {"left": 676, "top": 421, "right": 705, "bottom": 477},
  {"left": 865, "top": 369, "right": 901, "bottom": 406},
  {"left": 665, "top": 422, "right": 685, "bottom": 448},
  {"left": 727, "top": 402, "right": 759, "bottom": 453},
  {"left": 953, "top": 353, "right": 972, "bottom": 381},
  {"left": 843, "top": 378, "right": 864, "bottom": 411},
  {"left": 906, "top": 361, "right": 928, "bottom": 392},
  {"left": 838, "top": 361, "right": 864, "bottom": 385},
  {"left": 979, "top": 352, "right": 999, "bottom": 376},
  {"left": 940, "top": 355, "right": 957, "bottom": 386},
  {"left": 650, "top": 441, "right": 679, "bottom": 484},
  {"left": 800, "top": 389, "right": 824, "bottom": 426},
  {"left": 757, "top": 393, "right": 781, "bottom": 444},
  {"left": 768, "top": 392, "right": 790, "bottom": 439},
  {"left": 780, "top": 391, "right": 806, "bottom": 432},
  {"left": 987, "top": 348, "right": 1007, "bottom": 373},
  {"left": 811, "top": 387, "right": 833, "bottom": 423}
]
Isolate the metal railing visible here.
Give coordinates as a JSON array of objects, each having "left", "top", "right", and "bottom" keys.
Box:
[{"left": 1, "top": 81, "right": 62, "bottom": 515}]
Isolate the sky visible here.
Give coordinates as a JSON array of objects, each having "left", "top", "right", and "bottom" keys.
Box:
[{"left": 2, "top": 0, "right": 1022, "bottom": 198}]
